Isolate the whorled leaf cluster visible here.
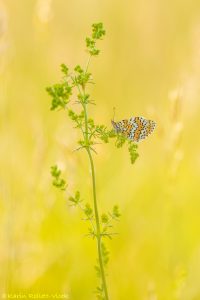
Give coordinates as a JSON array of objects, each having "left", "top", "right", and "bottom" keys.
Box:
[{"left": 46, "top": 23, "right": 139, "bottom": 164}]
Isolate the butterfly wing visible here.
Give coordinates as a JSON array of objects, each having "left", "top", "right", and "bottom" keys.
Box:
[
  {"left": 111, "top": 119, "right": 129, "bottom": 133},
  {"left": 112, "top": 117, "right": 156, "bottom": 142},
  {"left": 127, "top": 117, "right": 156, "bottom": 142}
]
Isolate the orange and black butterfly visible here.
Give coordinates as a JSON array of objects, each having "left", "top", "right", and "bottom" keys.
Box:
[{"left": 111, "top": 116, "right": 156, "bottom": 142}]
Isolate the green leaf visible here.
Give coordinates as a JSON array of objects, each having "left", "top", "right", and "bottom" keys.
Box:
[
  {"left": 128, "top": 142, "right": 139, "bottom": 164},
  {"left": 51, "top": 165, "right": 61, "bottom": 177},
  {"left": 46, "top": 81, "right": 72, "bottom": 111},
  {"left": 84, "top": 203, "right": 93, "bottom": 218},
  {"left": 75, "top": 191, "right": 80, "bottom": 202},
  {"left": 86, "top": 37, "right": 95, "bottom": 48},
  {"left": 78, "top": 93, "right": 90, "bottom": 104},
  {"left": 101, "top": 213, "right": 109, "bottom": 224},
  {"left": 74, "top": 65, "right": 84, "bottom": 73},
  {"left": 92, "top": 23, "right": 106, "bottom": 40},
  {"left": 74, "top": 72, "right": 91, "bottom": 88},
  {"left": 94, "top": 265, "right": 101, "bottom": 278},
  {"left": 89, "top": 48, "right": 100, "bottom": 56},
  {"left": 112, "top": 205, "right": 121, "bottom": 218},
  {"left": 68, "top": 191, "right": 82, "bottom": 205},
  {"left": 115, "top": 134, "right": 126, "bottom": 148},
  {"left": 85, "top": 23, "right": 105, "bottom": 57},
  {"left": 61, "top": 63, "right": 69, "bottom": 76},
  {"left": 101, "top": 242, "right": 109, "bottom": 266},
  {"left": 50, "top": 165, "right": 67, "bottom": 191}
]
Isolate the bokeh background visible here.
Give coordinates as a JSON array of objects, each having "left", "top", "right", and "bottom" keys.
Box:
[{"left": 1, "top": 0, "right": 200, "bottom": 299}]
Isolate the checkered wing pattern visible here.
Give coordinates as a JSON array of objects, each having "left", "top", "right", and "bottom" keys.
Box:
[
  {"left": 111, "top": 119, "right": 129, "bottom": 133},
  {"left": 112, "top": 117, "right": 156, "bottom": 142}
]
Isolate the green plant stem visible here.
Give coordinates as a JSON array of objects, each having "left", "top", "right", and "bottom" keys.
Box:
[
  {"left": 85, "top": 55, "right": 91, "bottom": 74},
  {"left": 82, "top": 99, "right": 109, "bottom": 300},
  {"left": 87, "top": 148, "right": 109, "bottom": 300}
]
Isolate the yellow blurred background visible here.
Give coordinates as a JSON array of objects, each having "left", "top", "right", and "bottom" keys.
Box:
[{"left": 1, "top": 0, "right": 200, "bottom": 299}]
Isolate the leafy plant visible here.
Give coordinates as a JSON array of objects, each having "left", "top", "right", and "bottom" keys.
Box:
[{"left": 47, "top": 22, "right": 139, "bottom": 300}]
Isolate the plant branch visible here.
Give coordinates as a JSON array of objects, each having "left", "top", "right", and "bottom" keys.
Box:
[{"left": 81, "top": 58, "right": 109, "bottom": 298}]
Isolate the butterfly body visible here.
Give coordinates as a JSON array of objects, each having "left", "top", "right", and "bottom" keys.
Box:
[{"left": 112, "top": 116, "right": 156, "bottom": 142}]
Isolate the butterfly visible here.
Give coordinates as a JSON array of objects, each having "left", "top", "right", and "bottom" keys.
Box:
[{"left": 111, "top": 116, "right": 156, "bottom": 142}]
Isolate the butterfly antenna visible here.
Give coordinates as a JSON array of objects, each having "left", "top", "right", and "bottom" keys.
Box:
[
  {"left": 111, "top": 106, "right": 117, "bottom": 122},
  {"left": 111, "top": 107, "right": 116, "bottom": 127}
]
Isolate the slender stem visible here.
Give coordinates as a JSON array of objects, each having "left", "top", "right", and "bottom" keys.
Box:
[
  {"left": 85, "top": 55, "right": 91, "bottom": 74},
  {"left": 83, "top": 102, "right": 109, "bottom": 300},
  {"left": 75, "top": 54, "right": 109, "bottom": 299},
  {"left": 87, "top": 147, "right": 109, "bottom": 300}
]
